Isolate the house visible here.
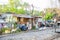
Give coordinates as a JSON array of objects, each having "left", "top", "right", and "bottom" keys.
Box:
[
  {"left": 0, "top": 12, "right": 17, "bottom": 29},
  {"left": 0, "top": 12, "right": 43, "bottom": 30},
  {"left": 14, "top": 14, "right": 33, "bottom": 29},
  {"left": 14, "top": 13, "right": 43, "bottom": 29}
]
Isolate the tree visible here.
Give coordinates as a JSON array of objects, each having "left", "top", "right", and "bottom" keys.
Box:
[
  {"left": 0, "top": 5, "right": 2, "bottom": 13},
  {"left": 32, "top": 10, "right": 40, "bottom": 16},
  {"left": 8, "top": 0, "right": 27, "bottom": 14},
  {"left": 0, "top": 0, "right": 31, "bottom": 15},
  {"left": 43, "top": 11, "right": 54, "bottom": 20},
  {"left": 2, "top": 5, "right": 9, "bottom": 13},
  {"left": 16, "top": 8, "right": 26, "bottom": 14}
]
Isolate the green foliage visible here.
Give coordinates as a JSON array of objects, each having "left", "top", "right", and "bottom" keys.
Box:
[
  {"left": 1, "top": 27, "right": 10, "bottom": 33},
  {"left": 44, "top": 12, "right": 54, "bottom": 20},
  {"left": 39, "top": 11, "right": 43, "bottom": 16},
  {"left": 17, "top": 8, "right": 25, "bottom": 14},
  {"left": 32, "top": 10, "right": 40, "bottom": 16},
  {"left": 0, "top": 30, "right": 2, "bottom": 35},
  {"left": 31, "top": 26, "right": 36, "bottom": 30},
  {"left": 9, "top": 0, "right": 15, "bottom": 7},
  {"left": 0, "top": 0, "right": 26, "bottom": 14},
  {"left": 15, "top": 29, "right": 21, "bottom": 33},
  {"left": 8, "top": 0, "right": 26, "bottom": 14},
  {"left": 0, "top": 5, "right": 2, "bottom": 13},
  {"left": 2, "top": 6, "right": 9, "bottom": 13},
  {"left": 9, "top": 7, "right": 17, "bottom": 13}
]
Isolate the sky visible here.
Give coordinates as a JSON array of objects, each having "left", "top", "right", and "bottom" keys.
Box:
[
  {"left": 0, "top": 0, "right": 8, "bottom": 4},
  {"left": 22, "top": 0, "right": 52, "bottom": 11},
  {"left": 0, "top": 0, "right": 59, "bottom": 11}
]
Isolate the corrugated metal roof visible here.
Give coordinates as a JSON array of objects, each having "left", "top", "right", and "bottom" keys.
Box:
[{"left": 14, "top": 14, "right": 33, "bottom": 18}]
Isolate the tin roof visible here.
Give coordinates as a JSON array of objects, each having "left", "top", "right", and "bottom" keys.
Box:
[
  {"left": 0, "top": 13, "right": 42, "bottom": 18},
  {"left": 14, "top": 14, "right": 33, "bottom": 18}
]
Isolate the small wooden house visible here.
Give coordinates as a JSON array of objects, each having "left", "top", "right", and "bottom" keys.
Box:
[
  {"left": 13, "top": 14, "right": 34, "bottom": 29},
  {"left": 14, "top": 14, "right": 33, "bottom": 24}
]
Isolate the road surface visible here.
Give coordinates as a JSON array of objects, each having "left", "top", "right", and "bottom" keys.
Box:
[{"left": 0, "top": 27, "right": 60, "bottom": 40}]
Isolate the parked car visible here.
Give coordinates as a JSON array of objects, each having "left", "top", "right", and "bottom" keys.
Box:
[{"left": 17, "top": 23, "right": 28, "bottom": 31}]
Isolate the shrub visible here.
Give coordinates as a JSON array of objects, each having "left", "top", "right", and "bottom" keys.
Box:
[
  {"left": 15, "top": 29, "right": 21, "bottom": 33},
  {"left": 31, "top": 26, "right": 36, "bottom": 30},
  {"left": 0, "top": 29, "right": 2, "bottom": 35},
  {"left": 1, "top": 27, "right": 11, "bottom": 34}
]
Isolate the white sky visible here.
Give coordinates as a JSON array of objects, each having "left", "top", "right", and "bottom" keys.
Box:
[
  {"left": 22, "top": 0, "right": 52, "bottom": 11},
  {"left": 0, "top": 0, "right": 59, "bottom": 11},
  {"left": 0, "top": 0, "right": 8, "bottom": 4},
  {"left": 22, "top": 0, "right": 51, "bottom": 8}
]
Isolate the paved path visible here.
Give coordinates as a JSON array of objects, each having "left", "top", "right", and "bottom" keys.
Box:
[{"left": 0, "top": 27, "right": 58, "bottom": 40}]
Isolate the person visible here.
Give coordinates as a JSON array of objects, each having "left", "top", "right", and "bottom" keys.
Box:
[
  {"left": 26, "top": 22, "right": 32, "bottom": 30},
  {"left": 36, "top": 22, "right": 38, "bottom": 29},
  {"left": 53, "top": 18, "right": 57, "bottom": 32},
  {"left": 26, "top": 22, "right": 29, "bottom": 29}
]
